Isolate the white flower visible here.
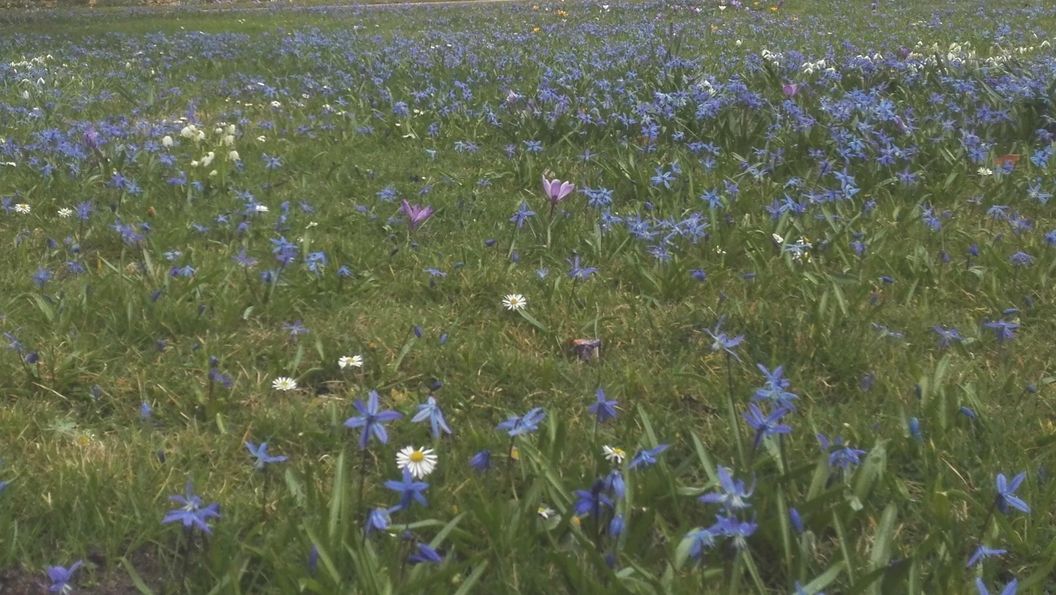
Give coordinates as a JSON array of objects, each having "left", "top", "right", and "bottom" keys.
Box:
[
  {"left": 602, "top": 445, "right": 626, "bottom": 464},
  {"left": 200, "top": 152, "right": 215, "bottom": 167},
  {"left": 270, "top": 100, "right": 282, "bottom": 108},
  {"left": 255, "top": 204, "right": 269, "bottom": 213},
  {"left": 180, "top": 124, "right": 196, "bottom": 139},
  {"left": 272, "top": 377, "right": 297, "bottom": 392},
  {"left": 977, "top": 167, "right": 993, "bottom": 176},
  {"left": 338, "top": 355, "right": 364, "bottom": 369},
  {"left": 227, "top": 150, "right": 240, "bottom": 162},
  {"left": 14, "top": 203, "right": 30, "bottom": 214},
  {"left": 502, "top": 293, "right": 527, "bottom": 311},
  {"left": 537, "top": 505, "right": 557, "bottom": 520},
  {"left": 256, "top": 135, "right": 267, "bottom": 143},
  {"left": 161, "top": 135, "right": 174, "bottom": 148},
  {"left": 396, "top": 445, "right": 437, "bottom": 479},
  {"left": 57, "top": 207, "right": 73, "bottom": 218},
  {"left": 223, "top": 134, "right": 236, "bottom": 147}
]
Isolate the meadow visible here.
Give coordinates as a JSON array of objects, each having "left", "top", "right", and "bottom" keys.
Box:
[{"left": 0, "top": 0, "right": 1055, "bottom": 592}]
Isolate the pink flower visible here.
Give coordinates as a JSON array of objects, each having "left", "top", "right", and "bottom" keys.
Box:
[
  {"left": 541, "top": 175, "right": 575, "bottom": 207},
  {"left": 782, "top": 83, "right": 799, "bottom": 98},
  {"left": 400, "top": 200, "right": 434, "bottom": 230}
]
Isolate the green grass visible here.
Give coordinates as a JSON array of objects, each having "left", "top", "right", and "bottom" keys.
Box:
[{"left": 0, "top": 0, "right": 1055, "bottom": 592}]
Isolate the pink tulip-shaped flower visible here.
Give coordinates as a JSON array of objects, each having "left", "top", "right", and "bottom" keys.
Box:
[
  {"left": 542, "top": 175, "right": 575, "bottom": 214},
  {"left": 400, "top": 200, "right": 434, "bottom": 230},
  {"left": 782, "top": 83, "right": 799, "bottom": 98}
]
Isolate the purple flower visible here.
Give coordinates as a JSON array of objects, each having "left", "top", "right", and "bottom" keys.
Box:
[
  {"left": 984, "top": 320, "right": 1019, "bottom": 343},
  {"left": 161, "top": 481, "right": 220, "bottom": 534},
  {"left": 46, "top": 560, "right": 83, "bottom": 593},
  {"left": 400, "top": 200, "right": 434, "bottom": 230},
  {"left": 995, "top": 472, "right": 1029, "bottom": 514},
  {"left": 541, "top": 175, "right": 575, "bottom": 208},
  {"left": 699, "top": 466, "right": 753, "bottom": 511},
  {"left": 496, "top": 407, "right": 546, "bottom": 437},
  {"left": 408, "top": 543, "right": 443, "bottom": 565},
  {"left": 468, "top": 449, "right": 491, "bottom": 472},
  {"left": 743, "top": 404, "right": 792, "bottom": 448},
  {"left": 385, "top": 469, "right": 429, "bottom": 510},
  {"left": 245, "top": 441, "right": 288, "bottom": 470},
  {"left": 966, "top": 544, "right": 1006, "bottom": 568},
  {"left": 588, "top": 388, "right": 618, "bottom": 423},
  {"left": 975, "top": 578, "right": 1018, "bottom": 595},
  {"left": 629, "top": 444, "right": 669, "bottom": 469},
  {"left": 817, "top": 434, "right": 866, "bottom": 470},
  {"left": 343, "top": 390, "right": 403, "bottom": 449},
  {"left": 782, "top": 83, "right": 800, "bottom": 97},
  {"left": 411, "top": 396, "right": 452, "bottom": 439}
]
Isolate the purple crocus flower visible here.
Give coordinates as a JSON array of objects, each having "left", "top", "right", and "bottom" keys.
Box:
[
  {"left": 782, "top": 83, "right": 800, "bottom": 98},
  {"left": 541, "top": 175, "right": 575, "bottom": 210},
  {"left": 343, "top": 390, "right": 403, "bottom": 449},
  {"left": 400, "top": 200, "right": 434, "bottom": 230}
]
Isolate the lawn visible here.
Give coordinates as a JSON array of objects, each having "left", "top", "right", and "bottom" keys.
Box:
[{"left": 0, "top": 0, "right": 1054, "bottom": 592}]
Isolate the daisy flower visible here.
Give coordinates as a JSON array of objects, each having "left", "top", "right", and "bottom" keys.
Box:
[
  {"left": 57, "top": 207, "right": 73, "bottom": 218},
  {"left": 14, "top": 203, "right": 30, "bottom": 214},
  {"left": 602, "top": 445, "right": 626, "bottom": 465},
  {"left": 396, "top": 445, "right": 438, "bottom": 479},
  {"left": 272, "top": 376, "right": 297, "bottom": 392},
  {"left": 338, "top": 355, "right": 364, "bottom": 369},
  {"left": 502, "top": 293, "right": 527, "bottom": 311}
]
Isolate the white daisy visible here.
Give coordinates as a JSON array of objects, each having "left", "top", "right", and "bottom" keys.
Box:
[
  {"left": 338, "top": 355, "right": 364, "bottom": 369},
  {"left": 272, "top": 376, "right": 297, "bottom": 392},
  {"left": 602, "top": 445, "right": 626, "bottom": 465},
  {"left": 396, "top": 445, "right": 437, "bottom": 479},
  {"left": 502, "top": 293, "right": 527, "bottom": 311},
  {"left": 977, "top": 167, "right": 993, "bottom": 176},
  {"left": 14, "top": 203, "right": 30, "bottom": 214},
  {"left": 57, "top": 207, "right": 73, "bottom": 219}
]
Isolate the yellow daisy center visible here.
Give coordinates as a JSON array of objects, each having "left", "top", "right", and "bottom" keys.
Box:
[{"left": 410, "top": 450, "right": 426, "bottom": 463}]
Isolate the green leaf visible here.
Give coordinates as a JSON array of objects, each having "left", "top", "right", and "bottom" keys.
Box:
[
  {"left": 866, "top": 503, "right": 899, "bottom": 595},
  {"left": 453, "top": 560, "right": 489, "bottom": 595},
  {"left": 802, "top": 561, "right": 845, "bottom": 594}
]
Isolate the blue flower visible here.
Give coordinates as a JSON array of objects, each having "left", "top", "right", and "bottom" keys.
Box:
[
  {"left": 245, "top": 441, "right": 288, "bottom": 470},
  {"left": 587, "top": 388, "right": 618, "bottom": 423},
  {"left": 366, "top": 507, "right": 394, "bottom": 534},
  {"left": 628, "top": 444, "right": 669, "bottom": 470},
  {"left": 408, "top": 543, "right": 443, "bottom": 565},
  {"left": 411, "top": 396, "right": 452, "bottom": 439},
  {"left": 344, "top": 390, "right": 403, "bottom": 449},
  {"left": 573, "top": 479, "right": 613, "bottom": 518},
  {"left": 712, "top": 514, "right": 757, "bottom": 549},
  {"left": 46, "top": 560, "right": 83, "bottom": 593},
  {"left": 995, "top": 472, "right": 1029, "bottom": 514},
  {"left": 984, "top": 320, "right": 1019, "bottom": 343},
  {"left": 699, "top": 466, "right": 753, "bottom": 511},
  {"left": 682, "top": 527, "right": 717, "bottom": 561},
  {"left": 817, "top": 434, "right": 866, "bottom": 471},
  {"left": 162, "top": 482, "right": 220, "bottom": 534},
  {"left": 385, "top": 469, "right": 429, "bottom": 510},
  {"left": 975, "top": 577, "right": 1018, "bottom": 595},
  {"left": 705, "top": 321, "right": 744, "bottom": 361},
  {"left": 567, "top": 255, "right": 598, "bottom": 280},
  {"left": 932, "top": 325, "right": 963, "bottom": 349},
  {"left": 966, "top": 544, "right": 1006, "bottom": 568},
  {"left": 752, "top": 364, "right": 797, "bottom": 408},
  {"left": 468, "top": 450, "right": 491, "bottom": 473},
  {"left": 743, "top": 404, "right": 792, "bottom": 448},
  {"left": 496, "top": 407, "right": 546, "bottom": 437}
]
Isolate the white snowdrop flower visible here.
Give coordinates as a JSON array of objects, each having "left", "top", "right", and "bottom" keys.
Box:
[
  {"left": 223, "top": 134, "right": 235, "bottom": 147},
  {"left": 227, "top": 150, "right": 240, "bottom": 163},
  {"left": 257, "top": 135, "right": 267, "bottom": 143},
  {"left": 161, "top": 135, "right": 174, "bottom": 148},
  {"left": 200, "top": 152, "right": 215, "bottom": 167}
]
